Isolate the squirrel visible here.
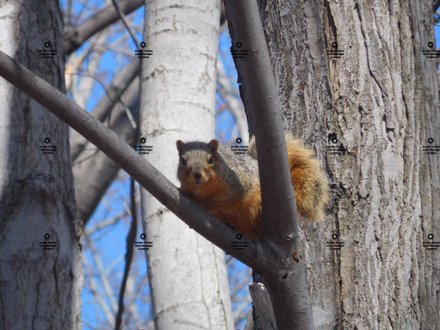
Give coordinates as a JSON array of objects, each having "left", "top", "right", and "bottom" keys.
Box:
[{"left": 176, "top": 132, "right": 329, "bottom": 240}]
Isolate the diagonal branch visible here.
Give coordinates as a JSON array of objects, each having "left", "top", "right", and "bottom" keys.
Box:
[
  {"left": 70, "top": 58, "right": 140, "bottom": 161},
  {"left": 111, "top": 0, "right": 140, "bottom": 49},
  {"left": 223, "top": 0, "right": 315, "bottom": 328},
  {"left": 0, "top": 49, "right": 272, "bottom": 273},
  {"left": 434, "top": 0, "right": 440, "bottom": 13},
  {"left": 64, "top": 0, "right": 144, "bottom": 55},
  {"left": 223, "top": 0, "right": 297, "bottom": 252}
]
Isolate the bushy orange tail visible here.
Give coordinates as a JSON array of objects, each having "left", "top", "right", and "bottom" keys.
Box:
[
  {"left": 249, "top": 132, "right": 329, "bottom": 221},
  {"left": 284, "top": 133, "right": 329, "bottom": 221}
]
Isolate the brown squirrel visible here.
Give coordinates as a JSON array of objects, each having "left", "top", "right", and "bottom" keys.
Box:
[{"left": 176, "top": 132, "right": 329, "bottom": 240}]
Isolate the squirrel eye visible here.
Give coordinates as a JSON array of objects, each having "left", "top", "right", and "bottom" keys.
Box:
[
  {"left": 208, "top": 156, "right": 214, "bottom": 164},
  {"left": 180, "top": 157, "right": 187, "bottom": 166}
]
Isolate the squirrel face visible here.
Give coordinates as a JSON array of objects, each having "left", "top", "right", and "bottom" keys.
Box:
[{"left": 176, "top": 139, "right": 220, "bottom": 188}]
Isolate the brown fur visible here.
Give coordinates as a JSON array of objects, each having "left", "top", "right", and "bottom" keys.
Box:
[{"left": 176, "top": 133, "right": 328, "bottom": 240}]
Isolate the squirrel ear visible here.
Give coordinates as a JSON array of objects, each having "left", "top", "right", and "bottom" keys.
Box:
[
  {"left": 176, "top": 140, "right": 186, "bottom": 155},
  {"left": 207, "top": 139, "right": 219, "bottom": 154}
]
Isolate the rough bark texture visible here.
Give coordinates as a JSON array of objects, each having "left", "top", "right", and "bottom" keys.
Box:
[
  {"left": 223, "top": 1, "right": 317, "bottom": 327},
  {"left": 140, "top": 0, "right": 234, "bottom": 329},
  {"left": 259, "top": 0, "right": 440, "bottom": 329},
  {"left": 0, "top": 1, "right": 82, "bottom": 329}
]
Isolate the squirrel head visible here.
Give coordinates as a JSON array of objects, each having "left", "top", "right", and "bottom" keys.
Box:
[{"left": 176, "top": 139, "right": 220, "bottom": 188}]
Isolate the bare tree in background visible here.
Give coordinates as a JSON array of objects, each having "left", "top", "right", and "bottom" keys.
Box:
[
  {"left": 139, "top": 0, "right": 235, "bottom": 329},
  {"left": 64, "top": 0, "right": 238, "bottom": 329}
]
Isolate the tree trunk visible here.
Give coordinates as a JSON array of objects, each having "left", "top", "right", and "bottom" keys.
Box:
[
  {"left": 259, "top": 0, "right": 440, "bottom": 328},
  {"left": 140, "top": 0, "right": 234, "bottom": 329},
  {"left": 0, "top": 0, "right": 82, "bottom": 329}
]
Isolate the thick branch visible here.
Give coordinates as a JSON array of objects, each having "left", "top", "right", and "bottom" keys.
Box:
[
  {"left": 223, "top": 1, "right": 315, "bottom": 328},
  {"left": 248, "top": 283, "right": 277, "bottom": 329},
  {"left": 223, "top": 0, "right": 297, "bottom": 252},
  {"left": 0, "top": 50, "right": 271, "bottom": 273},
  {"left": 434, "top": 0, "right": 440, "bottom": 13}
]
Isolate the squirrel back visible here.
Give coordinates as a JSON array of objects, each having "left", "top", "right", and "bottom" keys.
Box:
[{"left": 176, "top": 133, "right": 328, "bottom": 240}]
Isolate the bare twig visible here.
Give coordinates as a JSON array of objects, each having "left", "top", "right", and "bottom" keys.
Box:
[
  {"left": 85, "top": 211, "right": 126, "bottom": 235},
  {"left": 111, "top": 0, "right": 140, "bottom": 49},
  {"left": 84, "top": 234, "right": 118, "bottom": 312},
  {"left": 114, "top": 178, "right": 138, "bottom": 330},
  {"left": 83, "top": 252, "right": 116, "bottom": 325},
  {"left": 217, "top": 58, "right": 249, "bottom": 143},
  {"left": 64, "top": 0, "right": 144, "bottom": 54},
  {"left": 69, "top": 58, "right": 140, "bottom": 160}
]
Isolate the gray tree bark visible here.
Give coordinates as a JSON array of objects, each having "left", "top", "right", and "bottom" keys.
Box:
[
  {"left": 140, "top": 0, "right": 235, "bottom": 329},
  {"left": 259, "top": 0, "right": 440, "bottom": 328},
  {"left": 0, "top": 0, "right": 82, "bottom": 329}
]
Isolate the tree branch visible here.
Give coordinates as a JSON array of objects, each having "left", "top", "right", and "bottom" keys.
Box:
[
  {"left": 433, "top": 0, "right": 440, "bottom": 13},
  {"left": 64, "top": 0, "right": 144, "bottom": 55},
  {"left": 111, "top": 0, "right": 140, "bottom": 49},
  {"left": 223, "top": 0, "right": 297, "bottom": 251},
  {"left": 70, "top": 58, "right": 140, "bottom": 161},
  {"left": 114, "top": 178, "right": 138, "bottom": 330},
  {"left": 248, "top": 283, "right": 277, "bottom": 329},
  {"left": 0, "top": 49, "right": 273, "bottom": 273},
  {"left": 223, "top": 0, "right": 316, "bottom": 328}
]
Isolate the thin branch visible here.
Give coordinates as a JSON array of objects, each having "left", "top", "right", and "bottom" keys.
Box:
[
  {"left": 114, "top": 178, "right": 138, "bottom": 330},
  {"left": 217, "top": 57, "right": 249, "bottom": 143},
  {"left": 69, "top": 58, "right": 140, "bottom": 161},
  {"left": 73, "top": 83, "right": 139, "bottom": 225},
  {"left": 84, "top": 233, "right": 119, "bottom": 312},
  {"left": 67, "top": 72, "right": 132, "bottom": 113},
  {"left": 87, "top": 36, "right": 134, "bottom": 57},
  {"left": 85, "top": 212, "right": 126, "bottom": 235},
  {"left": 73, "top": 32, "right": 108, "bottom": 108},
  {"left": 127, "top": 275, "right": 151, "bottom": 328},
  {"left": 233, "top": 294, "right": 252, "bottom": 322},
  {"left": 72, "top": 146, "right": 100, "bottom": 166},
  {"left": 83, "top": 255, "right": 116, "bottom": 326},
  {"left": 111, "top": 0, "right": 140, "bottom": 49},
  {"left": 243, "top": 308, "right": 254, "bottom": 330},
  {"left": 64, "top": 0, "right": 144, "bottom": 54}
]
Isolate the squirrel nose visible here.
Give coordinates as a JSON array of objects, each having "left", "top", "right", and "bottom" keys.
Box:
[{"left": 193, "top": 173, "right": 202, "bottom": 180}]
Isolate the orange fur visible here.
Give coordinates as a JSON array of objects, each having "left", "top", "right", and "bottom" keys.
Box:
[
  {"left": 177, "top": 134, "right": 328, "bottom": 240},
  {"left": 285, "top": 135, "right": 329, "bottom": 222}
]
